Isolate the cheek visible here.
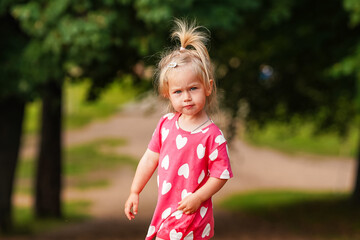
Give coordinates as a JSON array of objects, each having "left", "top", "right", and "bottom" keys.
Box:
[{"left": 169, "top": 95, "right": 178, "bottom": 105}]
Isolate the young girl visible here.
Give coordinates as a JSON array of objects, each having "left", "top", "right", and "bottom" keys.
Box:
[{"left": 124, "top": 19, "right": 233, "bottom": 240}]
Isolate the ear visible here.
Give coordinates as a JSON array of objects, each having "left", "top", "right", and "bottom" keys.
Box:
[{"left": 206, "top": 79, "right": 213, "bottom": 96}]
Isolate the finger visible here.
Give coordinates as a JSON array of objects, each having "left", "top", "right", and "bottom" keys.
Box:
[
  {"left": 124, "top": 208, "right": 131, "bottom": 220},
  {"left": 126, "top": 212, "right": 133, "bottom": 220},
  {"left": 125, "top": 203, "right": 134, "bottom": 220},
  {"left": 185, "top": 209, "right": 194, "bottom": 215},
  {"left": 133, "top": 202, "right": 138, "bottom": 215},
  {"left": 177, "top": 202, "right": 185, "bottom": 211}
]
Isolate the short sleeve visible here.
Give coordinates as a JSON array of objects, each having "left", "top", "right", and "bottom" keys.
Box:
[
  {"left": 147, "top": 118, "right": 163, "bottom": 153},
  {"left": 208, "top": 143, "right": 233, "bottom": 179}
]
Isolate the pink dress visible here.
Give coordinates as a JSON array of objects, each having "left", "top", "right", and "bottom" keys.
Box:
[{"left": 146, "top": 112, "right": 233, "bottom": 240}]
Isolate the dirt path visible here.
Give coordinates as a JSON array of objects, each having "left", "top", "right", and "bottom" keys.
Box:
[{"left": 12, "top": 95, "right": 356, "bottom": 240}]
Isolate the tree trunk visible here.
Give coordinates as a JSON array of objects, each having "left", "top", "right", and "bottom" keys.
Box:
[
  {"left": 35, "top": 80, "right": 63, "bottom": 218},
  {"left": 0, "top": 97, "right": 25, "bottom": 233},
  {"left": 352, "top": 124, "right": 360, "bottom": 201}
]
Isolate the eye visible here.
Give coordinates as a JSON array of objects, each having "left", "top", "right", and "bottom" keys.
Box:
[
  {"left": 174, "top": 90, "right": 182, "bottom": 94},
  {"left": 190, "top": 87, "right": 197, "bottom": 91}
]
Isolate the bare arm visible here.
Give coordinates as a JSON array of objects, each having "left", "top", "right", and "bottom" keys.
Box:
[
  {"left": 124, "top": 148, "right": 159, "bottom": 220},
  {"left": 177, "top": 177, "right": 227, "bottom": 215}
]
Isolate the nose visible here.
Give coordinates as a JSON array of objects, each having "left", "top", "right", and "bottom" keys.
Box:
[{"left": 183, "top": 90, "right": 191, "bottom": 101}]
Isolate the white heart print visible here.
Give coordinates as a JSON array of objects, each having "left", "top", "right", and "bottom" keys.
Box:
[
  {"left": 147, "top": 225, "right": 155, "bottom": 237},
  {"left": 200, "top": 206, "right": 208, "bottom": 218},
  {"left": 215, "top": 134, "right": 226, "bottom": 145},
  {"left": 191, "top": 127, "right": 209, "bottom": 134},
  {"left": 181, "top": 189, "right": 192, "bottom": 200},
  {"left": 209, "top": 149, "right": 218, "bottom": 161},
  {"left": 170, "top": 229, "right": 183, "bottom": 240},
  {"left": 162, "top": 207, "right": 172, "bottom": 219},
  {"left": 162, "top": 180, "right": 172, "bottom": 195},
  {"left": 161, "top": 155, "right": 169, "bottom": 170},
  {"left": 176, "top": 134, "right": 187, "bottom": 149},
  {"left": 197, "top": 144, "right": 206, "bottom": 159},
  {"left": 178, "top": 163, "right": 189, "bottom": 179},
  {"left": 184, "top": 231, "right": 194, "bottom": 240},
  {"left": 162, "top": 128, "right": 169, "bottom": 142},
  {"left": 171, "top": 210, "right": 183, "bottom": 220},
  {"left": 201, "top": 128, "right": 209, "bottom": 134},
  {"left": 220, "top": 169, "right": 230, "bottom": 179},
  {"left": 198, "top": 170, "right": 205, "bottom": 184},
  {"left": 202, "top": 223, "right": 211, "bottom": 238},
  {"left": 165, "top": 113, "right": 175, "bottom": 120}
]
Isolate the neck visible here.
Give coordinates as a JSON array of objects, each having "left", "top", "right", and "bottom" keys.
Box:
[{"left": 178, "top": 112, "right": 210, "bottom": 132}]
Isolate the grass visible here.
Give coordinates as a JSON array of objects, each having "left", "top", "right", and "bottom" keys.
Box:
[
  {"left": 11, "top": 200, "right": 91, "bottom": 235},
  {"left": 15, "top": 138, "right": 137, "bottom": 194},
  {"left": 73, "top": 179, "right": 110, "bottom": 190},
  {"left": 220, "top": 190, "right": 360, "bottom": 239},
  {"left": 245, "top": 121, "right": 357, "bottom": 158},
  {"left": 220, "top": 190, "right": 344, "bottom": 213},
  {"left": 12, "top": 76, "right": 143, "bottom": 236},
  {"left": 16, "top": 138, "right": 136, "bottom": 179},
  {"left": 11, "top": 137, "right": 137, "bottom": 235},
  {"left": 24, "top": 76, "right": 146, "bottom": 135},
  {"left": 64, "top": 138, "right": 136, "bottom": 176}
]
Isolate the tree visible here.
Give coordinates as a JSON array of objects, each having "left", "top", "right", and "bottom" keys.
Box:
[
  {"left": 0, "top": 1, "right": 30, "bottom": 232},
  {"left": 11, "top": 0, "right": 154, "bottom": 218},
  {"left": 6, "top": 0, "right": 359, "bottom": 229},
  {"left": 334, "top": 0, "right": 360, "bottom": 200}
]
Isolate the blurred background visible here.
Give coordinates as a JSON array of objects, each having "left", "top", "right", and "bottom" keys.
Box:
[{"left": 1, "top": 0, "right": 359, "bottom": 239}]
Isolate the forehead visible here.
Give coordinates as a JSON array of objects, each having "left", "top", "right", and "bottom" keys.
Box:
[{"left": 167, "top": 65, "right": 202, "bottom": 88}]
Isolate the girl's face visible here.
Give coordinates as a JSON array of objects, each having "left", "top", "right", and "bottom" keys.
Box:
[{"left": 167, "top": 64, "right": 212, "bottom": 119}]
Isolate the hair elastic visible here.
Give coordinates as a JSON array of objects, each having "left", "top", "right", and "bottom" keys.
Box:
[{"left": 168, "top": 62, "right": 177, "bottom": 68}]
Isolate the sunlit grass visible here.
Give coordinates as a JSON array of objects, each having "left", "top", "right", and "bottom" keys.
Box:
[
  {"left": 245, "top": 121, "right": 357, "bottom": 158},
  {"left": 73, "top": 179, "right": 110, "bottom": 190},
  {"left": 15, "top": 138, "right": 137, "bottom": 193},
  {"left": 12, "top": 138, "right": 135, "bottom": 235},
  {"left": 220, "top": 190, "right": 360, "bottom": 239},
  {"left": 12, "top": 200, "right": 91, "bottom": 235},
  {"left": 220, "top": 190, "right": 345, "bottom": 213}
]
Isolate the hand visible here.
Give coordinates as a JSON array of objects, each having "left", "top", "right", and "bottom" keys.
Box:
[
  {"left": 124, "top": 192, "right": 139, "bottom": 220},
  {"left": 177, "top": 193, "right": 202, "bottom": 215}
]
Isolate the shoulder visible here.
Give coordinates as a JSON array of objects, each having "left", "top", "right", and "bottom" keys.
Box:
[
  {"left": 155, "top": 112, "right": 178, "bottom": 129},
  {"left": 203, "top": 123, "right": 227, "bottom": 149},
  {"left": 162, "top": 112, "right": 177, "bottom": 121}
]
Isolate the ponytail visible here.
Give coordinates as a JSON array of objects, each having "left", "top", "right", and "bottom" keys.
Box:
[{"left": 156, "top": 19, "right": 217, "bottom": 113}]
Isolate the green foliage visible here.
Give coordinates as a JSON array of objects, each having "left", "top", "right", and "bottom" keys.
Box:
[
  {"left": 344, "top": 0, "right": 360, "bottom": 26},
  {"left": 10, "top": 0, "right": 154, "bottom": 101},
  {"left": 210, "top": 0, "right": 360, "bottom": 140},
  {"left": 4, "top": 0, "right": 360, "bottom": 149},
  {"left": 7, "top": 0, "right": 359, "bottom": 136},
  {"left": 0, "top": 2, "right": 31, "bottom": 100},
  {"left": 246, "top": 120, "right": 357, "bottom": 157}
]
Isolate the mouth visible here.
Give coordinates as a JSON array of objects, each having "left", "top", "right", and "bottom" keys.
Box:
[{"left": 184, "top": 105, "right": 194, "bottom": 109}]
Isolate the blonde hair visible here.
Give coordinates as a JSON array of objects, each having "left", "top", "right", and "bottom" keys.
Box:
[{"left": 155, "top": 19, "right": 218, "bottom": 114}]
